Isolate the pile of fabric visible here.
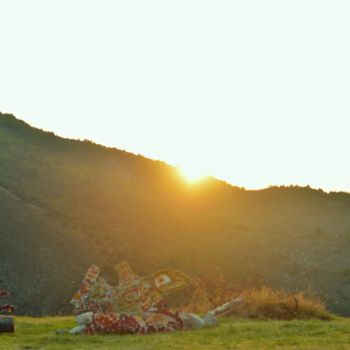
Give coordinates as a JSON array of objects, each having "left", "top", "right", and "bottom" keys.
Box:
[{"left": 67, "top": 262, "right": 242, "bottom": 335}]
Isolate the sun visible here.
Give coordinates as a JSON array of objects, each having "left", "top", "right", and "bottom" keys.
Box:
[{"left": 178, "top": 165, "right": 208, "bottom": 183}]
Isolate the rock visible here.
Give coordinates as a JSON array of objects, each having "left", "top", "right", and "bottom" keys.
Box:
[{"left": 0, "top": 316, "right": 15, "bottom": 333}]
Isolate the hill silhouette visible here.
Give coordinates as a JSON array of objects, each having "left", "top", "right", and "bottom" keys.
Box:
[{"left": 1, "top": 112, "right": 350, "bottom": 316}]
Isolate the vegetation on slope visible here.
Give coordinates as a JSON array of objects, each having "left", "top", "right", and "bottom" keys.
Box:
[
  {"left": 1, "top": 112, "right": 350, "bottom": 316},
  {"left": 181, "top": 277, "right": 334, "bottom": 321}
]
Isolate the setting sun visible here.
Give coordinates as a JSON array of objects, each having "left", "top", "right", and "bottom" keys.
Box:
[{"left": 178, "top": 165, "right": 208, "bottom": 183}]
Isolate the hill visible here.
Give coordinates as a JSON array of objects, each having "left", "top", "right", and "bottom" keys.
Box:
[{"left": 1, "top": 112, "right": 350, "bottom": 316}]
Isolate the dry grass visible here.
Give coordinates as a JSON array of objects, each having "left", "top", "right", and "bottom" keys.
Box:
[
  {"left": 233, "top": 287, "right": 335, "bottom": 320},
  {"left": 180, "top": 275, "right": 335, "bottom": 320}
]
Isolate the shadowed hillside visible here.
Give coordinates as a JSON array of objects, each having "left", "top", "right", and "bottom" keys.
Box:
[{"left": 1, "top": 112, "right": 350, "bottom": 316}]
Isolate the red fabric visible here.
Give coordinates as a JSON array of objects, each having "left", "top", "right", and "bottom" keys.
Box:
[
  {"left": 0, "top": 304, "right": 16, "bottom": 313},
  {"left": 84, "top": 313, "right": 144, "bottom": 334},
  {"left": 83, "top": 308, "right": 183, "bottom": 335}
]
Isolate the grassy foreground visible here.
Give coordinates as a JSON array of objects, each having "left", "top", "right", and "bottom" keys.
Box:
[{"left": 1, "top": 317, "right": 350, "bottom": 350}]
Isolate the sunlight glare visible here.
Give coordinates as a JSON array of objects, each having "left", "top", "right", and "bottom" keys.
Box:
[{"left": 178, "top": 165, "right": 208, "bottom": 183}]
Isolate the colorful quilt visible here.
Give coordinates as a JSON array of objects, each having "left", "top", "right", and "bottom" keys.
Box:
[
  {"left": 83, "top": 308, "right": 183, "bottom": 335},
  {"left": 68, "top": 266, "right": 243, "bottom": 335},
  {"left": 71, "top": 262, "right": 191, "bottom": 315}
]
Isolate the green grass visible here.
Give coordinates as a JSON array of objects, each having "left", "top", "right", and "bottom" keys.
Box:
[{"left": 1, "top": 317, "right": 350, "bottom": 350}]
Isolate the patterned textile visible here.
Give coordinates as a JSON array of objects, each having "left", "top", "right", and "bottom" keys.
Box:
[
  {"left": 71, "top": 265, "right": 101, "bottom": 309},
  {"left": 70, "top": 262, "right": 192, "bottom": 335},
  {"left": 83, "top": 309, "right": 183, "bottom": 335},
  {"left": 66, "top": 266, "right": 244, "bottom": 336},
  {"left": 115, "top": 262, "right": 139, "bottom": 285},
  {"left": 71, "top": 262, "right": 191, "bottom": 315},
  {"left": 71, "top": 265, "right": 116, "bottom": 315}
]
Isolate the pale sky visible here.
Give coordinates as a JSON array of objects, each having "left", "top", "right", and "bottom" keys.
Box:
[{"left": 1, "top": 1, "right": 349, "bottom": 192}]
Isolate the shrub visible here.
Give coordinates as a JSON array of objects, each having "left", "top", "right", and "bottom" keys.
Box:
[
  {"left": 180, "top": 277, "right": 334, "bottom": 321},
  {"left": 234, "top": 287, "right": 334, "bottom": 320}
]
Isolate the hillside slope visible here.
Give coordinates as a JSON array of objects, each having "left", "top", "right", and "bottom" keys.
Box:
[{"left": 1, "top": 112, "right": 350, "bottom": 315}]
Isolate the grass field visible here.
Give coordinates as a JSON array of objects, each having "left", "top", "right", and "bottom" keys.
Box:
[{"left": 1, "top": 316, "right": 350, "bottom": 350}]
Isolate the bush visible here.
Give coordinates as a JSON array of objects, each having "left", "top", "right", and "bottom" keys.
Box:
[
  {"left": 234, "top": 287, "right": 334, "bottom": 320},
  {"left": 180, "top": 277, "right": 334, "bottom": 321}
]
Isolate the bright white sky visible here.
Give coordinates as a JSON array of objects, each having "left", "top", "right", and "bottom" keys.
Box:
[{"left": 0, "top": 1, "right": 349, "bottom": 191}]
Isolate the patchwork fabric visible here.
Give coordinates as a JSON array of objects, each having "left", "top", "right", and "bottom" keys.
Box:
[
  {"left": 83, "top": 309, "right": 183, "bottom": 335},
  {"left": 115, "top": 262, "right": 139, "bottom": 285},
  {"left": 68, "top": 265, "right": 243, "bottom": 336},
  {"left": 71, "top": 262, "right": 191, "bottom": 315},
  {"left": 71, "top": 265, "right": 116, "bottom": 314},
  {"left": 71, "top": 265, "right": 101, "bottom": 309},
  {"left": 83, "top": 313, "right": 144, "bottom": 335}
]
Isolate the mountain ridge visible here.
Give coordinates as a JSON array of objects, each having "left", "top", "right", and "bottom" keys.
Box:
[{"left": 1, "top": 112, "right": 350, "bottom": 316}]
